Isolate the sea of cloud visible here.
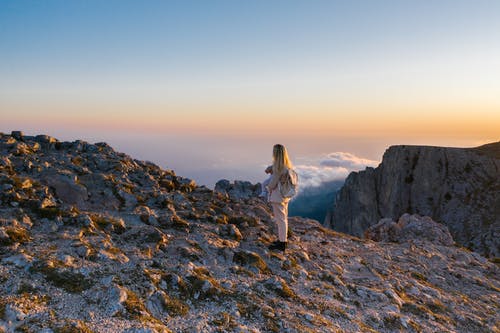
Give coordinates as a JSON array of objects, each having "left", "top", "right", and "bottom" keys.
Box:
[{"left": 294, "top": 152, "right": 379, "bottom": 188}]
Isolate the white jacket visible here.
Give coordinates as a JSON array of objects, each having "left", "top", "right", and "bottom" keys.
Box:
[{"left": 267, "top": 167, "right": 290, "bottom": 203}]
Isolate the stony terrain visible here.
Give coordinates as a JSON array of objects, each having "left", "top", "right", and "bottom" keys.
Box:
[
  {"left": 0, "top": 132, "right": 499, "bottom": 333},
  {"left": 324, "top": 143, "right": 500, "bottom": 257}
]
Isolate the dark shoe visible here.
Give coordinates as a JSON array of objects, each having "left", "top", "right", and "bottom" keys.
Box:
[{"left": 268, "top": 241, "right": 287, "bottom": 252}]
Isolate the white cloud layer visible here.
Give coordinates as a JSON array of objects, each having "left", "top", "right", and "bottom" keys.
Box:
[
  {"left": 295, "top": 152, "right": 379, "bottom": 189},
  {"left": 319, "top": 152, "right": 379, "bottom": 170}
]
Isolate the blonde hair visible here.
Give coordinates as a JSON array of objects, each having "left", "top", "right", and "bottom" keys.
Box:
[{"left": 272, "top": 144, "right": 293, "bottom": 174}]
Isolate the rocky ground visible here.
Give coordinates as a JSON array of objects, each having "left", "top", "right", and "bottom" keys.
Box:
[{"left": 0, "top": 132, "right": 499, "bottom": 333}]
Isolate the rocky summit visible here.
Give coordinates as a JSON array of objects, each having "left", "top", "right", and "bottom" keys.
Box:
[
  {"left": 325, "top": 142, "right": 500, "bottom": 258},
  {"left": 0, "top": 131, "right": 499, "bottom": 333}
]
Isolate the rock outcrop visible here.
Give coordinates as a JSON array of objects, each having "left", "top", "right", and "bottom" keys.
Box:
[
  {"left": 324, "top": 142, "right": 500, "bottom": 257},
  {"left": 214, "top": 179, "right": 262, "bottom": 200},
  {"left": 365, "top": 214, "right": 455, "bottom": 246},
  {"left": 0, "top": 132, "right": 499, "bottom": 333}
]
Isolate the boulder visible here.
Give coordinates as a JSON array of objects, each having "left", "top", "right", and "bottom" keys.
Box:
[
  {"left": 215, "top": 179, "right": 261, "bottom": 200},
  {"left": 365, "top": 214, "right": 454, "bottom": 246},
  {"left": 40, "top": 171, "right": 88, "bottom": 206}
]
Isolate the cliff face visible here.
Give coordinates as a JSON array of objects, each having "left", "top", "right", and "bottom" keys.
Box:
[
  {"left": 1, "top": 132, "right": 499, "bottom": 333},
  {"left": 325, "top": 142, "right": 500, "bottom": 257}
]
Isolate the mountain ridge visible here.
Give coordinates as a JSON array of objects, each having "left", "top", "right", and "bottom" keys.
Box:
[
  {"left": 0, "top": 131, "right": 498, "bottom": 333},
  {"left": 324, "top": 141, "right": 500, "bottom": 257}
]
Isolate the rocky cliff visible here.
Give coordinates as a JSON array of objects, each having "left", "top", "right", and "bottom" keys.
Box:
[
  {"left": 0, "top": 132, "right": 499, "bottom": 333},
  {"left": 324, "top": 142, "right": 500, "bottom": 257}
]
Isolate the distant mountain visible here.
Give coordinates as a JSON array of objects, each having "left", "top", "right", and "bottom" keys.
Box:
[
  {"left": 325, "top": 142, "right": 500, "bottom": 257},
  {"left": 289, "top": 180, "right": 344, "bottom": 222},
  {"left": 0, "top": 131, "right": 498, "bottom": 332}
]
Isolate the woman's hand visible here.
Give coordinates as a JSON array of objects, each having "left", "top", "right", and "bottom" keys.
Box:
[{"left": 265, "top": 166, "right": 273, "bottom": 174}]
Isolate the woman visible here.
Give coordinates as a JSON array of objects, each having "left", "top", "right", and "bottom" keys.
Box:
[{"left": 266, "top": 144, "right": 293, "bottom": 252}]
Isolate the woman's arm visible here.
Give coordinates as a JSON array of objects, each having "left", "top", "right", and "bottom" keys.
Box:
[{"left": 267, "top": 169, "right": 281, "bottom": 190}]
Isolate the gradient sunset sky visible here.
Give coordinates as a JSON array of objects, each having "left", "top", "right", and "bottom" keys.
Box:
[{"left": 1, "top": 1, "right": 499, "bottom": 186}]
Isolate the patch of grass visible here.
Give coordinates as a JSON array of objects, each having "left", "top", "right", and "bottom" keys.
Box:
[
  {"left": 5, "top": 227, "right": 31, "bottom": 244},
  {"left": 411, "top": 271, "right": 427, "bottom": 281},
  {"left": 171, "top": 215, "right": 190, "bottom": 231},
  {"left": 90, "top": 214, "right": 126, "bottom": 233},
  {"left": 426, "top": 299, "right": 447, "bottom": 314},
  {"left": 0, "top": 299, "right": 6, "bottom": 319},
  {"left": 53, "top": 320, "right": 94, "bottom": 333},
  {"left": 230, "top": 265, "right": 255, "bottom": 277},
  {"left": 17, "top": 281, "right": 37, "bottom": 294},
  {"left": 233, "top": 250, "right": 269, "bottom": 273},
  {"left": 185, "top": 273, "right": 220, "bottom": 300},
  {"left": 228, "top": 215, "right": 258, "bottom": 227},
  {"left": 236, "top": 300, "right": 260, "bottom": 318},
  {"left": 123, "top": 290, "right": 149, "bottom": 320},
  {"left": 30, "top": 260, "right": 92, "bottom": 293},
  {"left": 164, "top": 295, "right": 189, "bottom": 317},
  {"left": 210, "top": 312, "right": 238, "bottom": 330},
  {"left": 33, "top": 207, "right": 65, "bottom": 219},
  {"left": 278, "top": 281, "right": 296, "bottom": 298}
]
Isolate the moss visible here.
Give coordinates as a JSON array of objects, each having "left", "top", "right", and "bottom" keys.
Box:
[
  {"left": 185, "top": 274, "right": 220, "bottom": 300},
  {"left": 123, "top": 290, "right": 149, "bottom": 320},
  {"left": 277, "top": 281, "right": 296, "bottom": 298},
  {"left": 228, "top": 215, "right": 258, "bottom": 227},
  {"left": 411, "top": 271, "right": 427, "bottom": 281},
  {"left": 210, "top": 312, "right": 238, "bottom": 329},
  {"left": 71, "top": 156, "right": 83, "bottom": 166},
  {"left": 30, "top": 260, "right": 92, "bottom": 293},
  {"left": 233, "top": 250, "right": 269, "bottom": 273},
  {"left": 90, "top": 215, "right": 126, "bottom": 233},
  {"left": 5, "top": 227, "right": 31, "bottom": 244},
  {"left": 236, "top": 301, "right": 260, "bottom": 318},
  {"left": 34, "top": 207, "right": 65, "bottom": 219},
  {"left": 17, "top": 281, "right": 37, "bottom": 294},
  {"left": 230, "top": 265, "right": 255, "bottom": 277},
  {"left": 171, "top": 215, "right": 190, "bottom": 231},
  {"left": 383, "top": 313, "right": 404, "bottom": 330},
  {"left": 264, "top": 279, "right": 296, "bottom": 299},
  {"left": 402, "top": 302, "right": 430, "bottom": 317},
  {"left": 164, "top": 295, "right": 189, "bottom": 317},
  {"left": 0, "top": 299, "right": 6, "bottom": 319},
  {"left": 215, "top": 215, "right": 228, "bottom": 225},
  {"left": 53, "top": 320, "right": 94, "bottom": 333},
  {"left": 426, "top": 299, "right": 448, "bottom": 314}
]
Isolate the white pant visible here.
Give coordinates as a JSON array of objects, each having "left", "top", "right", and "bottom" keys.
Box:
[{"left": 271, "top": 201, "right": 289, "bottom": 242}]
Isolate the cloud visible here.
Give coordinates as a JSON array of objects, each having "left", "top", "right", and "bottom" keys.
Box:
[
  {"left": 295, "top": 152, "right": 379, "bottom": 189},
  {"left": 295, "top": 165, "right": 349, "bottom": 188},
  {"left": 319, "top": 152, "right": 379, "bottom": 170}
]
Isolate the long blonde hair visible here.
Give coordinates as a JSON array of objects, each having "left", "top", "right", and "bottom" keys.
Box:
[{"left": 272, "top": 144, "right": 293, "bottom": 174}]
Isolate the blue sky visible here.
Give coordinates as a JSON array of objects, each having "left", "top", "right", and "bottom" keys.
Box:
[{"left": 1, "top": 1, "right": 499, "bottom": 186}]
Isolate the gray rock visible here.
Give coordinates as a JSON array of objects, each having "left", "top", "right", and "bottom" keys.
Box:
[
  {"left": 88, "top": 284, "right": 128, "bottom": 317},
  {"left": 40, "top": 171, "right": 89, "bottom": 206},
  {"left": 325, "top": 143, "right": 500, "bottom": 257},
  {"left": 365, "top": 214, "right": 454, "bottom": 246},
  {"left": 2, "top": 253, "right": 33, "bottom": 269},
  {"left": 11, "top": 131, "right": 23, "bottom": 140},
  {"left": 218, "top": 224, "right": 242, "bottom": 241},
  {"left": 146, "top": 291, "right": 168, "bottom": 318},
  {"left": 215, "top": 179, "right": 261, "bottom": 200}
]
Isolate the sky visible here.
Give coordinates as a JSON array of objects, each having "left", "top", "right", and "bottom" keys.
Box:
[{"left": 1, "top": 0, "right": 499, "bottom": 187}]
